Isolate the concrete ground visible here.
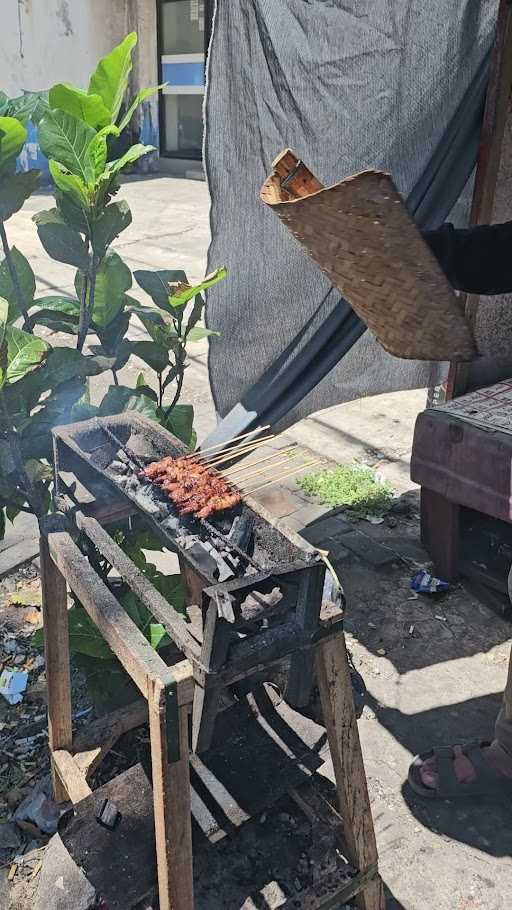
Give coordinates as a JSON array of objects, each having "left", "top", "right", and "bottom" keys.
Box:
[{"left": 5, "top": 175, "right": 512, "bottom": 910}]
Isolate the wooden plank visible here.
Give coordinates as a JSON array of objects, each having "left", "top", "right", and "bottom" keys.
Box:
[
  {"left": 52, "top": 750, "right": 92, "bottom": 804},
  {"left": 73, "top": 700, "right": 149, "bottom": 778},
  {"left": 315, "top": 636, "right": 384, "bottom": 910},
  {"left": 48, "top": 531, "right": 176, "bottom": 699},
  {"left": 447, "top": 0, "right": 512, "bottom": 399},
  {"left": 40, "top": 533, "right": 73, "bottom": 803},
  {"left": 74, "top": 513, "right": 202, "bottom": 664},
  {"left": 190, "top": 787, "right": 227, "bottom": 844},
  {"left": 148, "top": 677, "right": 194, "bottom": 910}
]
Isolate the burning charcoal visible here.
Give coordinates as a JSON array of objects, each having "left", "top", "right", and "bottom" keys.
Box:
[{"left": 228, "top": 514, "right": 255, "bottom": 553}]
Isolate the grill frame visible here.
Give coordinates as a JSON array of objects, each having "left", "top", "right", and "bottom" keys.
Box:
[{"left": 52, "top": 412, "right": 342, "bottom": 751}]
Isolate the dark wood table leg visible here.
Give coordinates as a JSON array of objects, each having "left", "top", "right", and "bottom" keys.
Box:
[{"left": 420, "top": 487, "right": 459, "bottom": 581}]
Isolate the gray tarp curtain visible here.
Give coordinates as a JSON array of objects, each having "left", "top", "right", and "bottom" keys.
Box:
[{"left": 203, "top": 0, "right": 500, "bottom": 447}]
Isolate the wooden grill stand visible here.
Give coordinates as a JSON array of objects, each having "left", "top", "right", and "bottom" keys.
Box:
[{"left": 41, "top": 504, "right": 384, "bottom": 910}]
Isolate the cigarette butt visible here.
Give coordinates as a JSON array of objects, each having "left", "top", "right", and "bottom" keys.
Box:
[
  {"left": 8, "top": 863, "right": 17, "bottom": 881},
  {"left": 409, "top": 624, "right": 415, "bottom": 635}
]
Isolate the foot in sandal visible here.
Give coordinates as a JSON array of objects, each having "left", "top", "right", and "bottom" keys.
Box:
[{"left": 408, "top": 740, "right": 512, "bottom": 799}]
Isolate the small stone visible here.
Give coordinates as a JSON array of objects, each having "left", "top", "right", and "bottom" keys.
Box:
[
  {"left": 377, "top": 648, "right": 387, "bottom": 656},
  {"left": 367, "top": 622, "right": 377, "bottom": 629}
]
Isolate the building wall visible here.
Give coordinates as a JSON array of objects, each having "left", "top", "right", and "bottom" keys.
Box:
[{"left": 3, "top": 0, "right": 159, "bottom": 173}]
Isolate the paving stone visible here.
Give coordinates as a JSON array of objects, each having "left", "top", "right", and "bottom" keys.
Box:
[
  {"left": 253, "top": 488, "right": 301, "bottom": 518},
  {"left": 340, "top": 531, "right": 395, "bottom": 567},
  {"left": 34, "top": 834, "right": 95, "bottom": 910},
  {"left": 300, "top": 514, "right": 353, "bottom": 546},
  {"left": 287, "top": 503, "right": 330, "bottom": 530}
]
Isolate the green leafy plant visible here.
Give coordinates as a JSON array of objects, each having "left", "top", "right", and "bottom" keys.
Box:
[
  {"left": 298, "top": 464, "right": 394, "bottom": 518},
  {"left": 0, "top": 34, "right": 226, "bottom": 706}
]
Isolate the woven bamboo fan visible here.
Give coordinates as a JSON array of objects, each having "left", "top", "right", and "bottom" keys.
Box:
[{"left": 260, "top": 149, "right": 476, "bottom": 362}]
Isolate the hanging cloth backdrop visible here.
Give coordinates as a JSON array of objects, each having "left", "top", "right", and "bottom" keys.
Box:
[{"left": 204, "top": 0, "right": 499, "bottom": 434}]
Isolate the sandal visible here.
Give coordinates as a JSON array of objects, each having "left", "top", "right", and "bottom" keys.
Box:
[{"left": 408, "top": 740, "right": 512, "bottom": 799}]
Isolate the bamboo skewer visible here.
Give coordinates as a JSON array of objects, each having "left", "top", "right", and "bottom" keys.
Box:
[
  {"left": 242, "top": 459, "right": 326, "bottom": 496},
  {"left": 223, "top": 445, "right": 297, "bottom": 477},
  {"left": 188, "top": 425, "right": 270, "bottom": 460},
  {"left": 224, "top": 452, "right": 299, "bottom": 485},
  {"left": 206, "top": 435, "right": 279, "bottom": 468},
  {"left": 203, "top": 434, "right": 276, "bottom": 465}
]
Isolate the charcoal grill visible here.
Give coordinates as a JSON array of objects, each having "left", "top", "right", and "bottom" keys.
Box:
[
  {"left": 40, "top": 411, "right": 383, "bottom": 910},
  {"left": 52, "top": 413, "right": 341, "bottom": 751}
]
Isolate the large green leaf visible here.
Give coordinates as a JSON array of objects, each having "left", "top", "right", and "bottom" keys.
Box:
[
  {"left": 134, "top": 269, "right": 188, "bottom": 310},
  {"left": 186, "top": 326, "right": 219, "bottom": 342},
  {"left": 97, "top": 309, "right": 130, "bottom": 353},
  {"left": 98, "top": 384, "right": 158, "bottom": 420},
  {"left": 0, "top": 169, "right": 40, "bottom": 221},
  {"left": 38, "top": 110, "right": 96, "bottom": 182},
  {"left": 88, "top": 32, "right": 138, "bottom": 122},
  {"left": 34, "top": 209, "right": 89, "bottom": 270},
  {"left": 0, "top": 117, "right": 26, "bottom": 174},
  {"left": 31, "top": 295, "right": 80, "bottom": 318},
  {"left": 24, "top": 458, "right": 53, "bottom": 484},
  {"left": 0, "top": 247, "right": 36, "bottom": 319},
  {"left": 168, "top": 267, "right": 227, "bottom": 308},
  {"left": 4, "top": 326, "right": 48, "bottom": 385},
  {"left": 117, "top": 84, "right": 163, "bottom": 132},
  {"left": 160, "top": 404, "right": 194, "bottom": 447},
  {"left": 134, "top": 308, "right": 178, "bottom": 349},
  {"left": 91, "top": 200, "right": 132, "bottom": 259},
  {"left": 88, "top": 124, "right": 120, "bottom": 178},
  {"left": 107, "top": 143, "right": 155, "bottom": 177},
  {"left": 118, "top": 339, "right": 169, "bottom": 374},
  {"left": 36, "top": 347, "right": 108, "bottom": 391},
  {"left": 75, "top": 250, "right": 131, "bottom": 329},
  {"left": 19, "top": 379, "right": 89, "bottom": 459},
  {"left": 8, "top": 91, "right": 49, "bottom": 126},
  {"left": 49, "top": 160, "right": 89, "bottom": 210},
  {"left": 48, "top": 83, "right": 111, "bottom": 129}
]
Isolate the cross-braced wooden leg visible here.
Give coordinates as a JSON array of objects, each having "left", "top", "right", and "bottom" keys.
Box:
[
  {"left": 316, "top": 636, "right": 385, "bottom": 910},
  {"left": 40, "top": 532, "right": 72, "bottom": 803},
  {"left": 149, "top": 677, "right": 194, "bottom": 910}
]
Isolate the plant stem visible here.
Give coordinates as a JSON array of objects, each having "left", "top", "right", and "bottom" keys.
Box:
[
  {"left": 112, "top": 369, "right": 119, "bottom": 386},
  {"left": 77, "top": 272, "right": 89, "bottom": 352},
  {"left": 164, "top": 364, "right": 184, "bottom": 420},
  {"left": 77, "top": 258, "right": 97, "bottom": 353},
  {"left": 0, "top": 221, "right": 31, "bottom": 331},
  {"left": 158, "top": 373, "right": 163, "bottom": 408}
]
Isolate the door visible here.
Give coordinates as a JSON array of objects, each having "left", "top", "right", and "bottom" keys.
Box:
[{"left": 159, "top": 0, "right": 211, "bottom": 159}]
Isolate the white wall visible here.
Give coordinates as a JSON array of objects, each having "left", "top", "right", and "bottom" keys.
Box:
[{"left": 2, "top": 0, "right": 159, "bottom": 160}]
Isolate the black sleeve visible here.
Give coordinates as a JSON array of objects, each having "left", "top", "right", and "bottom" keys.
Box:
[{"left": 423, "top": 221, "right": 512, "bottom": 295}]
